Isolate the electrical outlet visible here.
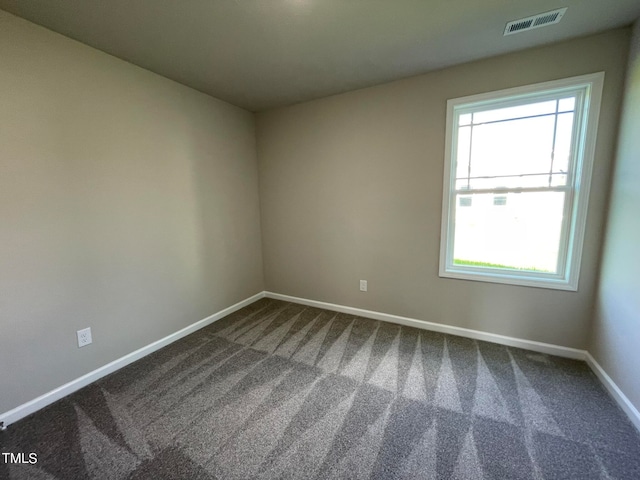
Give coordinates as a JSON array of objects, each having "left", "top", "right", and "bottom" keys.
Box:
[
  {"left": 77, "top": 327, "right": 92, "bottom": 348},
  {"left": 360, "top": 280, "right": 367, "bottom": 292}
]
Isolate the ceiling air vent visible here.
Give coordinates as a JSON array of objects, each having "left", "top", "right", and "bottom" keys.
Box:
[{"left": 504, "top": 8, "right": 567, "bottom": 36}]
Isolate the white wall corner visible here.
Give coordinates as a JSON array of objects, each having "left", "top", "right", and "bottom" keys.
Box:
[{"left": 585, "top": 352, "right": 640, "bottom": 432}]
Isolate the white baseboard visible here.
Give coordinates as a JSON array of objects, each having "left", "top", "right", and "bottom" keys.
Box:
[
  {"left": 4, "top": 289, "right": 638, "bottom": 436},
  {"left": 585, "top": 352, "right": 640, "bottom": 432},
  {"left": 0, "top": 292, "right": 265, "bottom": 428},
  {"left": 267, "top": 291, "right": 640, "bottom": 433},
  {"left": 265, "top": 291, "right": 587, "bottom": 360}
]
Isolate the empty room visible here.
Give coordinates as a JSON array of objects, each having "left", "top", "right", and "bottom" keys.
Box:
[{"left": 1, "top": 1, "right": 640, "bottom": 479}]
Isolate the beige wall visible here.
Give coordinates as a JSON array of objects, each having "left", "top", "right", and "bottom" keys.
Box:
[
  {"left": 0, "top": 6, "right": 636, "bottom": 418},
  {"left": 590, "top": 20, "right": 640, "bottom": 411},
  {"left": 257, "top": 29, "right": 630, "bottom": 349},
  {"left": 0, "top": 11, "right": 264, "bottom": 413}
]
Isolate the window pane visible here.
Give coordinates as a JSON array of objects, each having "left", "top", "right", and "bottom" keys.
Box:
[
  {"left": 558, "top": 97, "right": 575, "bottom": 112},
  {"left": 459, "top": 113, "right": 472, "bottom": 126},
  {"left": 452, "top": 191, "right": 565, "bottom": 273},
  {"left": 472, "top": 100, "right": 556, "bottom": 124},
  {"left": 458, "top": 115, "right": 555, "bottom": 189}
]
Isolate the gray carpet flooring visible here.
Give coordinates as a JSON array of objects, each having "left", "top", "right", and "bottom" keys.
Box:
[{"left": 2, "top": 298, "right": 640, "bottom": 479}]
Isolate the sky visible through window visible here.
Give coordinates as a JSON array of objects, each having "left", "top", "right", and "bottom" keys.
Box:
[{"left": 452, "top": 97, "right": 575, "bottom": 273}]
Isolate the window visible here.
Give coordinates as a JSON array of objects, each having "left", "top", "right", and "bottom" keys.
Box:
[
  {"left": 493, "top": 195, "right": 507, "bottom": 206},
  {"left": 459, "top": 197, "right": 472, "bottom": 207},
  {"left": 439, "top": 73, "right": 604, "bottom": 290}
]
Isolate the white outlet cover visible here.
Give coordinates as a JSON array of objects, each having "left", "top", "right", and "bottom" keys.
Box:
[
  {"left": 360, "top": 280, "right": 368, "bottom": 291},
  {"left": 77, "top": 327, "right": 92, "bottom": 348}
]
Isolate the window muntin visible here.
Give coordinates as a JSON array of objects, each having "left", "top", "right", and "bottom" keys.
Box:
[{"left": 439, "top": 73, "right": 604, "bottom": 290}]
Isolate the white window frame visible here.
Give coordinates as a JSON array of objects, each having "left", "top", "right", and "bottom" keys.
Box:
[{"left": 439, "top": 72, "right": 604, "bottom": 291}]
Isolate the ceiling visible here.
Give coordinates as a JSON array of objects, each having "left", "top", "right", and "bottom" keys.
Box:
[{"left": 1, "top": 1, "right": 639, "bottom": 112}]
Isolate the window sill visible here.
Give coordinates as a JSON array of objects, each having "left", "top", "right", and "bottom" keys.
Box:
[{"left": 439, "top": 267, "right": 578, "bottom": 291}]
